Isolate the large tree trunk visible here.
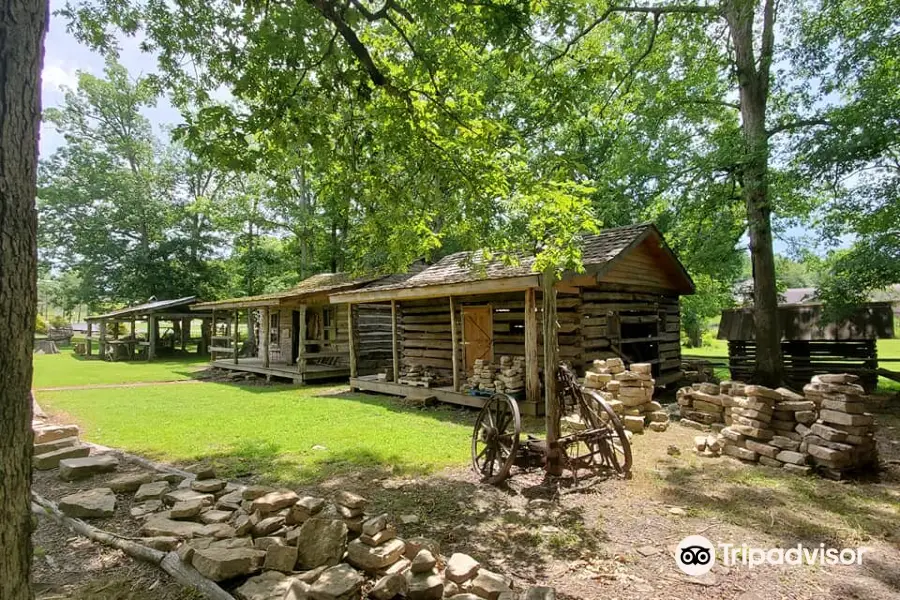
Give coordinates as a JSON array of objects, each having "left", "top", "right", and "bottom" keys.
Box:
[
  {"left": 0, "top": 0, "right": 47, "bottom": 597},
  {"left": 726, "top": 0, "right": 784, "bottom": 386}
]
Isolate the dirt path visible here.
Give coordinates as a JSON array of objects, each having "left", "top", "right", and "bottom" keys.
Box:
[{"left": 35, "top": 380, "right": 203, "bottom": 392}]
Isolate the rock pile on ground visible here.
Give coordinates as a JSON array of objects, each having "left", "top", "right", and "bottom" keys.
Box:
[
  {"left": 584, "top": 359, "right": 668, "bottom": 433},
  {"left": 464, "top": 356, "right": 525, "bottom": 396},
  {"left": 676, "top": 382, "right": 727, "bottom": 430},
  {"left": 802, "top": 374, "right": 878, "bottom": 478},
  {"left": 683, "top": 374, "right": 879, "bottom": 479},
  {"left": 33, "top": 423, "right": 558, "bottom": 600}
]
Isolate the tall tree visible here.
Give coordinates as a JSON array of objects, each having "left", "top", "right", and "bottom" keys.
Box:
[{"left": 0, "top": 0, "right": 47, "bottom": 596}]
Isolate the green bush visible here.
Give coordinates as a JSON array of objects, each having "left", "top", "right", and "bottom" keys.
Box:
[
  {"left": 35, "top": 314, "right": 48, "bottom": 335},
  {"left": 49, "top": 315, "right": 69, "bottom": 329}
]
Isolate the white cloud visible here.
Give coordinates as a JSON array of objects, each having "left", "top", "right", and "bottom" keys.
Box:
[{"left": 42, "top": 63, "right": 81, "bottom": 93}]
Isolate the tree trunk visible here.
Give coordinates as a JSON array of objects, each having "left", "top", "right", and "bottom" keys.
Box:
[
  {"left": 541, "top": 268, "right": 563, "bottom": 475},
  {"left": 725, "top": 0, "right": 784, "bottom": 386},
  {"left": 0, "top": 0, "right": 47, "bottom": 596}
]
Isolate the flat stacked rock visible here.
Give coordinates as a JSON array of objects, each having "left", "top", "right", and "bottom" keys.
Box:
[
  {"left": 676, "top": 382, "right": 726, "bottom": 430},
  {"left": 802, "top": 374, "right": 877, "bottom": 478},
  {"left": 346, "top": 513, "right": 406, "bottom": 575},
  {"left": 33, "top": 423, "right": 92, "bottom": 470},
  {"left": 494, "top": 356, "right": 525, "bottom": 395},
  {"left": 584, "top": 360, "right": 665, "bottom": 433},
  {"left": 719, "top": 385, "right": 780, "bottom": 463},
  {"left": 335, "top": 490, "right": 369, "bottom": 534}
]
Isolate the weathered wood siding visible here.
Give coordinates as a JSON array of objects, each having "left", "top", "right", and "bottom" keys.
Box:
[{"left": 356, "top": 304, "right": 393, "bottom": 375}]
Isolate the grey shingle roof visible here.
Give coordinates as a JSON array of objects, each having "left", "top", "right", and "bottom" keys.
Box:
[{"left": 192, "top": 273, "right": 383, "bottom": 309}]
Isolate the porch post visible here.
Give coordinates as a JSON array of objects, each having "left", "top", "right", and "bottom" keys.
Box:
[
  {"left": 99, "top": 318, "right": 107, "bottom": 358},
  {"left": 450, "top": 296, "right": 460, "bottom": 391},
  {"left": 210, "top": 309, "right": 216, "bottom": 364},
  {"left": 391, "top": 300, "right": 399, "bottom": 383},
  {"left": 148, "top": 315, "right": 156, "bottom": 361},
  {"left": 298, "top": 306, "right": 307, "bottom": 376},
  {"left": 233, "top": 308, "right": 239, "bottom": 364},
  {"left": 541, "top": 268, "right": 562, "bottom": 474},
  {"left": 347, "top": 303, "right": 358, "bottom": 383},
  {"left": 86, "top": 321, "right": 92, "bottom": 356},
  {"left": 525, "top": 287, "right": 540, "bottom": 406},
  {"left": 262, "top": 307, "right": 270, "bottom": 368}
]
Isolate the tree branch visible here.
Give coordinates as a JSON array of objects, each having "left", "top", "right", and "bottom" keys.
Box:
[
  {"left": 548, "top": 3, "right": 721, "bottom": 66},
  {"left": 308, "top": 0, "right": 391, "bottom": 89},
  {"left": 766, "top": 118, "right": 829, "bottom": 137}
]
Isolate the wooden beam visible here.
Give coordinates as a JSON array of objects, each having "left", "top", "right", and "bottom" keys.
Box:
[
  {"left": 86, "top": 321, "right": 92, "bottom": 356},
  {"left": 298, "top": 306, "right": 307, "bottom": 375},
  {"left": 450, "top": 296, "right": 460, "bottom": 391},
  {"left": 391, "top": 300, "right": 399, "bottom": 383},
  {"left": 210, "top": 309, "right": 216, "bottom": 363},
  {"left": 524, "top": 287, "right": 540, "bottom": 406},
  {"left": 233, "top": 309, "right": 239, "bottom": 364},
  {"left": 542, "top": 268, "right": 562, "bottom": 475},
  {"left": 262, "top": 307, "right": 270, "bottom": 368},
  {"left": 348, "top": 304, "right": 358, "bottom": 387},
  {"left": 99, "top": 318, "right": 107, "bottom": 358},
  {"left": 147, "top": 315, "right": 156, "bottom": 361}
]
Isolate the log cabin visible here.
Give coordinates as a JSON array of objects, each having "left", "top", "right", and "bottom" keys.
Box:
[
  {"left": 191, "top": 273, "right": 395, "bottom": 383},
  {"left": 330, "top": 223, "right": 695, "bottom": 415}
]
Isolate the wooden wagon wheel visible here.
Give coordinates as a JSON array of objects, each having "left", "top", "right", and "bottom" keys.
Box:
[
  {"left": 471, "top": 393, "right": 521, "bottom": 485},
  {"left": 583, "top": 389, "right": 632, "bottom": 476}
]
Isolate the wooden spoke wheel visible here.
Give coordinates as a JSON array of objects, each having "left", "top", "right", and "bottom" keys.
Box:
[
  {"left": 583, "top": 389, "right": 633, "bottom": 476},
  {"left": 471, "top": 393, "right": 521, "bottom": 485}
]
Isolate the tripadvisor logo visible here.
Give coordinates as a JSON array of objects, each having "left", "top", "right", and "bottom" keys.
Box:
[
  {"left": 676, "top": 535, "right": 716, "bottom": 576},
  {"left": 675, "top": 535, "right": 870, "bottom": 575}
]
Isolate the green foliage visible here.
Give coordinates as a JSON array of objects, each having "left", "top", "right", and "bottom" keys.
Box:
[
  {"left": 35, "top": 314, "right": 48, "bottom": 335},
  {"left": 49, "top": 315, "right": 70, "bottom": 329}
]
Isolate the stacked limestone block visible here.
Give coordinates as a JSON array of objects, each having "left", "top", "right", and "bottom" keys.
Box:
[
  {"left": 494, "top": 355, "right": 525, "bottom": 395},
  {"left": 585, "top": 359, "right": 666, "bottom": 433},
  {"left": 399, "top": 364, "right": 441, "bottom": 387},
  {"left": 719, "top": 385, "right": 779, "bottom": 463},
  {"left": 802, "top": 374, "right": 877, "bottom": 478},
  {"left": 676, "top": 382, "right": 726, "bottom": 430}
]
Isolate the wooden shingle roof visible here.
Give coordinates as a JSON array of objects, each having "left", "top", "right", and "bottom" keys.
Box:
[
  {"left": 192, "top": 273, "right": 383, "bottom": 310},
  {"left": 331, "top": 223, "right": 694, "bottom": 302}
]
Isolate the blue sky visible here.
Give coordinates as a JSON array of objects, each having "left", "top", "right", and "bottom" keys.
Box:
[{"left": 40, "top": 1, "right": 182, "bottom": 156}]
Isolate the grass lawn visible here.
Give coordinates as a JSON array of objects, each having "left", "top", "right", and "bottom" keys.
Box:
[
  {"left": 36, "top": 383, "right": 475, "bottom": 483},
  {"left": 33, "top": 348, "right": 207, "bottom": 389},
  {"left": 682, "top": 338, "right": 900, "bottom": 392}
]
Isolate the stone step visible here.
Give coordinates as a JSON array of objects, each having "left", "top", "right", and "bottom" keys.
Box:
[
  {"left": 58, "top": 455, "right": 119, "bottom": 481},
  {"left": 34, "top": 436, "right": 80, "bottom": 455},
  {"left": 33, "top": 424, "right": 80, "bottom": 445},
  {"left": 34, "top": 445, "right": 91, "bottom": 470}
]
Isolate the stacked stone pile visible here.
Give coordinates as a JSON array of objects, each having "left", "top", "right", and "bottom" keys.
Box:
[
  {"left": 466, "top": 358, "right": 497, "bottom": 392},
  {"left": 465, "top": 355, "right": 526, "bottom": 396},
  {"left": 39, "top": 448, "right": 558, "bottom": 600},
  {"left": 802, "top": 374, "right": 877, "bottom": 478},
  {"left": 33, "top": 423, "right": 93, "bottom": 471},
  {"left": 676, "top": 382, "right": 726, "bottom": 430},
  {"left": 399, "top": 364, "right": 442, "bottom": 388},
  {"left": 584, "top": 359, "right": 667, "bottom": 433}
]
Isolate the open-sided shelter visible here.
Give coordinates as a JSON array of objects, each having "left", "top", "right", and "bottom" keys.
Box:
[
  {"left": 84, "top": 296, "right": 213, "bottom": 361},
  {"left": 718, "top": 302, "right": 895, "bottom": 391},
  {"left": 191, "top": 273, "right": 394, "bottom": 383},
  {"left": 329, "top": 223, "right": 695, "bottom": 415}
]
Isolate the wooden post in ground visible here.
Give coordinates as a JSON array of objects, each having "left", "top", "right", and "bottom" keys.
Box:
[
  {"left": 181, "top": 318, "right": 188, "bottom": 351},
  {"left": 131, "top": 317, "right": 136, "bottom": 360},
  {"left": 99, "top": 318, "right": 107, "bottom": 359},
  {"left": 525, "top": 287, "right": 540, "bottom": 406},
  {"left": 86, "top": 321, "right": 93, "bottom": 356},
  {"left": 210, "top": 309, "right": 216, "bottom": 363},
  {"left": 261, "top": 307, "right": 270, "bottom": 368},
  {"left": 541, "top": 268, "right": 562, "bottom": 475},
  {"left": 347, "top": 304, "right": 357, "bottom": 388},
  {"left": 148, "top": 315, "right": 156, "bottom": 361},
  {"left": 298, "top": 306, "right": 307, "bottom": 378},
  {"left": 450, "top": 296, "right": 460, "bottom": 391},
  {"left": 391, "top": 300, "right": 399, "bottom": 383},
  {"left": 233, "top": 308, "right": 239, "bottom": 364}
]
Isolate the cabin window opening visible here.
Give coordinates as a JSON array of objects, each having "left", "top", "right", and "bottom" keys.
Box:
[{"left": 322, "top": 307, "right": 336, "bottom": 342}]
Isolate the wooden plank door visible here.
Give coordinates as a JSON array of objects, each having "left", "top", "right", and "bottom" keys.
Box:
[{"left": 463, "top": 305, "right": 493, "bottom": 373}]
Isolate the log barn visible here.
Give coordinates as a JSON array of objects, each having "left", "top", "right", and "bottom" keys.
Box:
[
  {"left": 191, "top": 273, "right": 395, "bottom": 383},
  {"left": 718, "top": 302, "right": 895, "bottom": 391},
  {"left": 330, "top": 223, "right": 695, "bottom": 415}
]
